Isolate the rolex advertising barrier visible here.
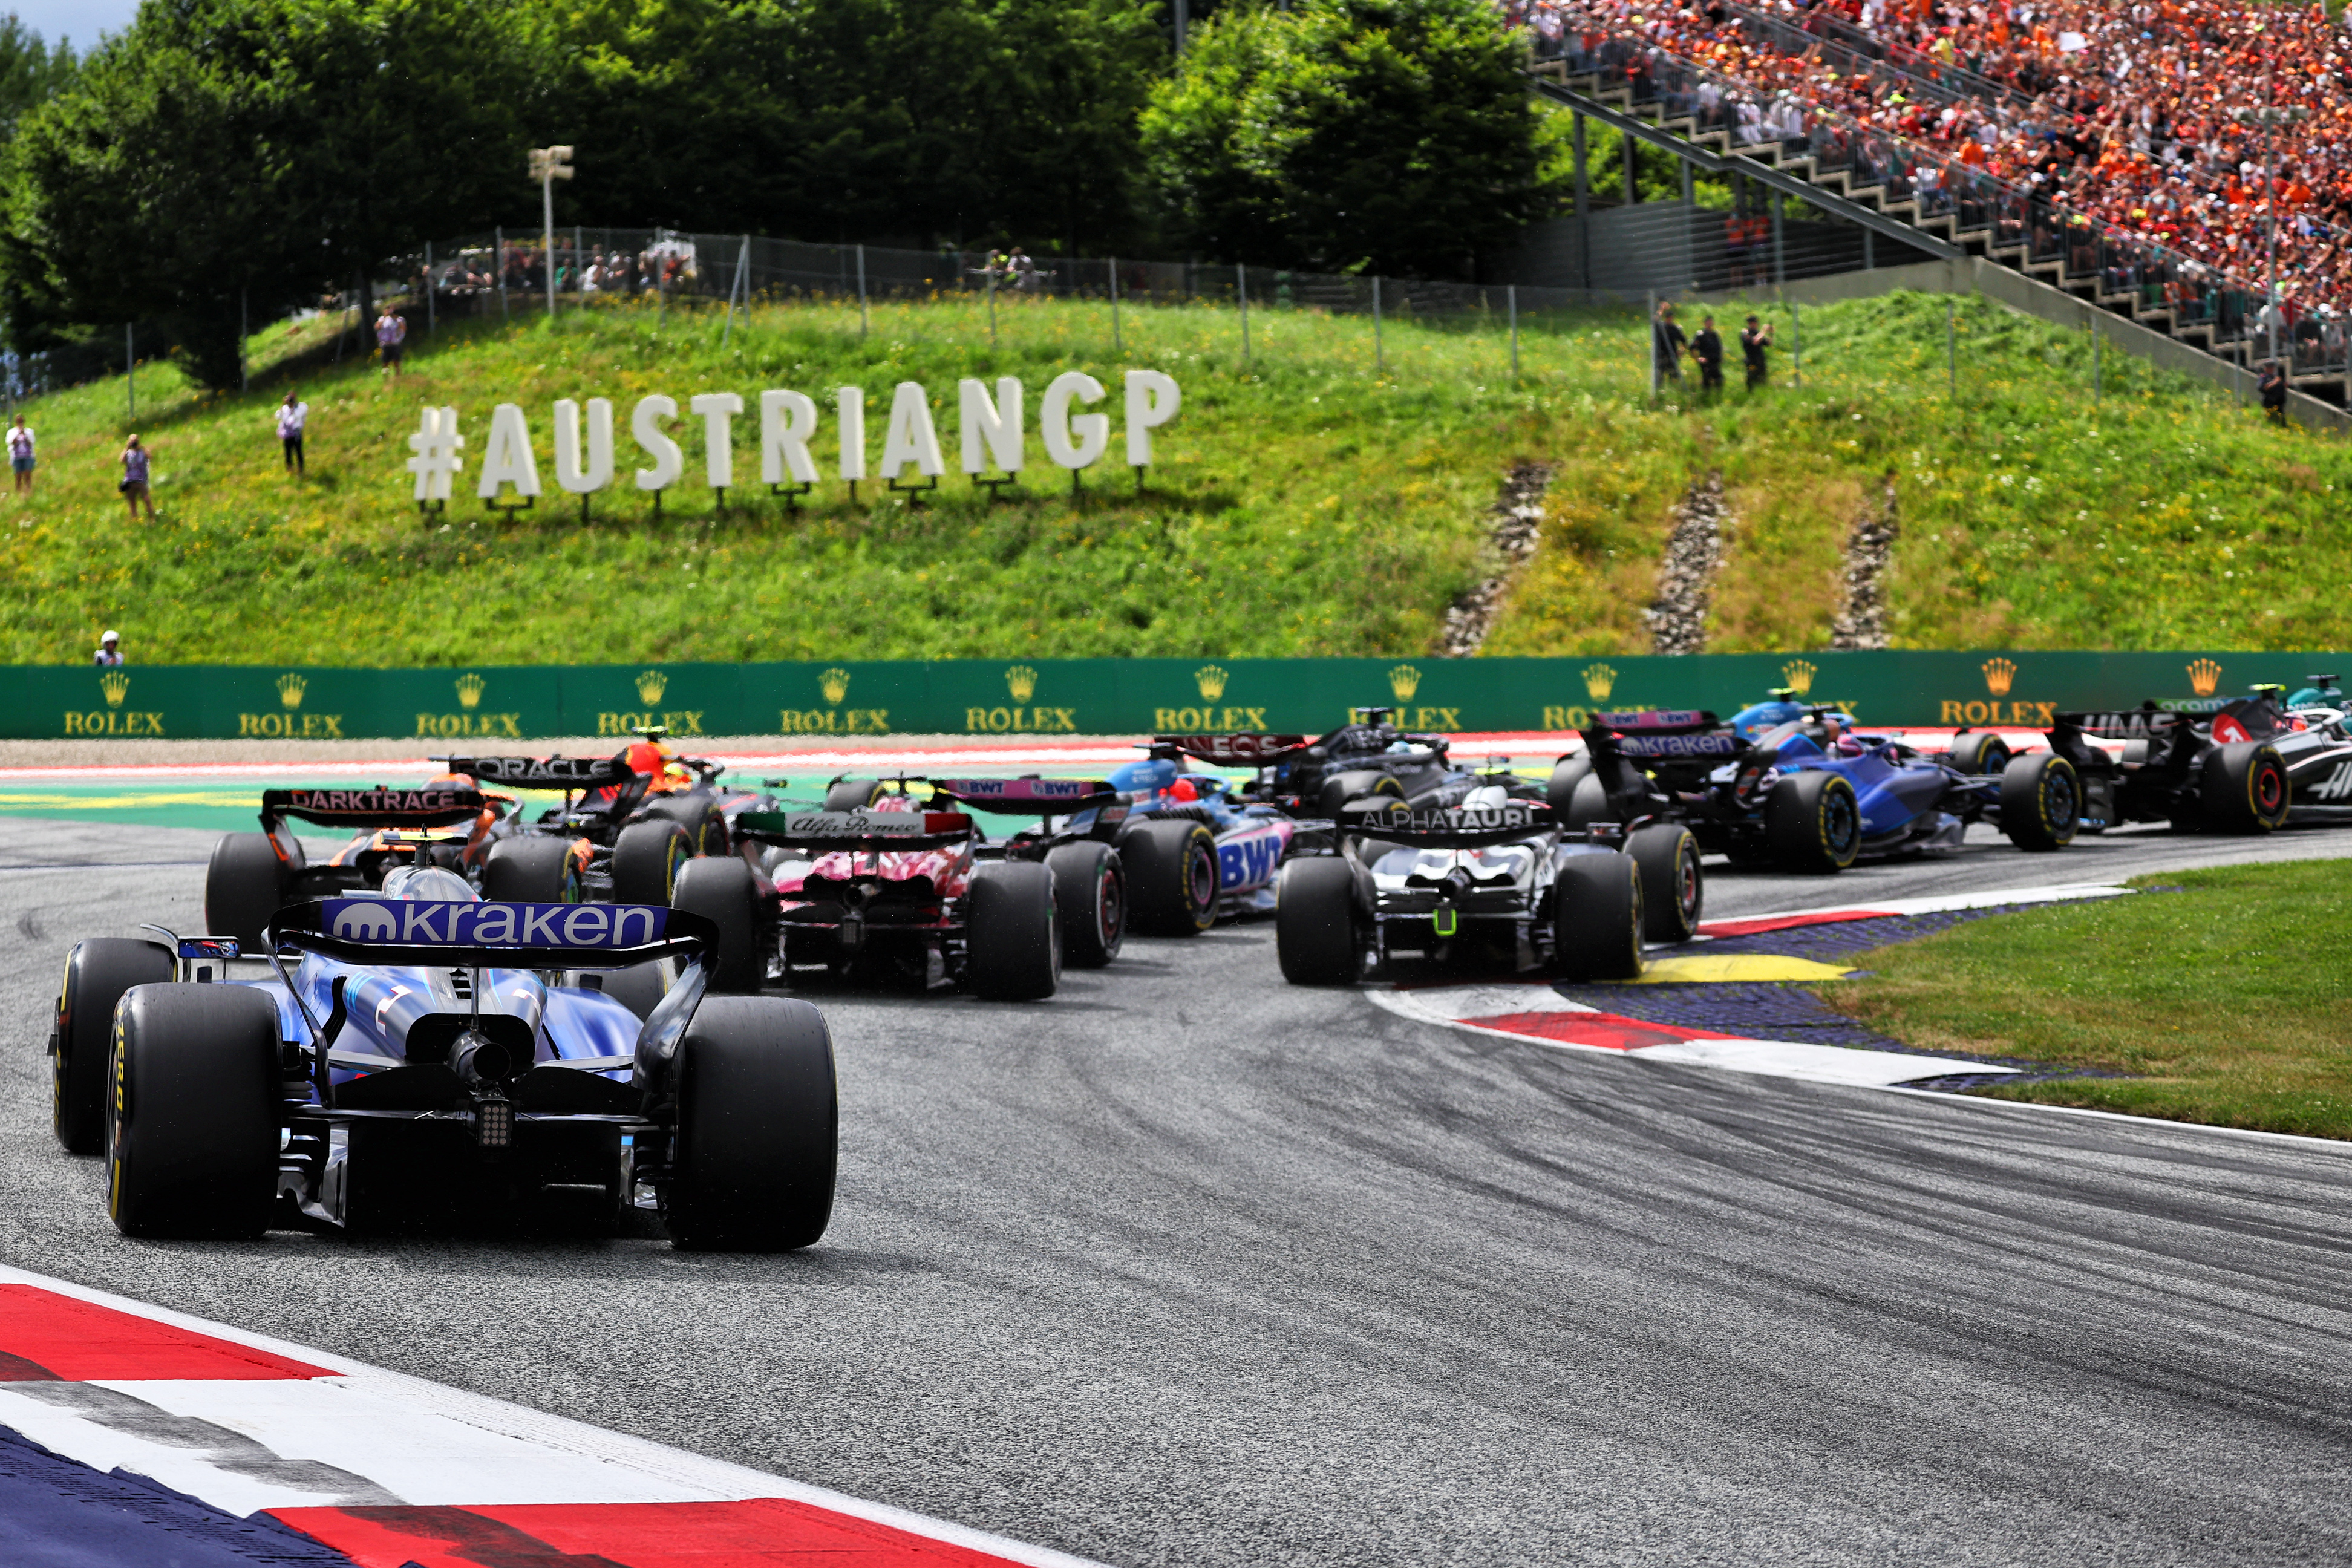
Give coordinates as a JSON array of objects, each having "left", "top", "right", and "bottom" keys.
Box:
[{"left": 17, "top": 651, "right": 2344, "bottom": 744}]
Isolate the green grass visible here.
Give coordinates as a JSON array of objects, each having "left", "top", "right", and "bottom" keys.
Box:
[
  {"left": 1814, "top": 862, "right": 2352, "bottom": 1139},
  {"left": 1, "top": 286, "right": 2345, "bottom": 665}
]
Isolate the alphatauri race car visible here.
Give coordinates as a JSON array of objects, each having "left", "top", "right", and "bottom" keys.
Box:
[
  {"left": 674, "top": 777, "right": 1112, "bottom": 999},
  {"left": 2045, "top": 687, "right": 2309, "bottom": 833},
  {"left": 1273, "top": 789, "right": 1682, "bottom": 984},
  {"left": 204, "top": 785, "right": 509, "bottom": 948},
  {"left": 1552, "top": 707, "right": 2080, "bottom": 872},
  {"left": 51, "top": 867, "right": 835, "bottom": 1248}
]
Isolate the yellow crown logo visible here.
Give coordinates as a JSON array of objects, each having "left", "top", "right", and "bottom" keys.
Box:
[
  {"left": 1005, "top": 665, "right": 1039, "bottom": 702},
  {"left": 1781, "top": 659, "right": 1817, "bottom": 697},
  {"left": 1388, "top": 664, "right": 1422, "bottom": 702},
  {"left": 2186, "top": 657, "right": 2224, "bottom": 697},
  {"left": 1581, "top": 662, "right": 1616, "bottom": 701},
  {"left": 455, "top": 673, "right": 486, "bottom": 710},
  {"left": 635, "top": 669, "right": 668, "bottom": 705},
  {"left": 1194, "top": 664, "right": 1229, "bottom": 701},
  {"left": 276, "top": 673, "right": 307, "bottom": 710},
  {"left": 1981, "top": 657, "right": 2018, "bottom": 697},
  {"left": 99, "top": 671, "right": 129, "bottom": 708},
  {"left": 818, "top": 667, "right": 851, "bottom": 704}
]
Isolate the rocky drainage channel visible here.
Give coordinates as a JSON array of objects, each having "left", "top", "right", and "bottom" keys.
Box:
[{"left": 1439, "top": 461, "right": 1556, "bottom": 658}]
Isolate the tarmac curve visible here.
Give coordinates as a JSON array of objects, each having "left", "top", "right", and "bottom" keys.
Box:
[{"left": 2, "top": 816, "right": 2351, "bottom": 1566}]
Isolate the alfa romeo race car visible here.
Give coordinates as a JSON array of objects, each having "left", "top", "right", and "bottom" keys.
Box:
[
  {"left": 1551, "top": 705, "right": 2080, "bottom": 872},
  {"left": 1273, "top": 789, "right": 1677, "bottom": 984},
  {"left": 50, "top": 867, "right": 835, "bottom": 1249},
  {"left": 203, "top": 784, "right": 509, "bottom": 948},
  {"left": 2043, "top": 685, "right": 2319, "bottom": 832},
  {"left": 675, "top": 777, "right": 1118, "bottom": 999}
]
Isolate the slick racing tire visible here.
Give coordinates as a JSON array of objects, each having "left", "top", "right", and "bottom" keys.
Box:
[
  {"left": 823, "top": 778, "right": 889, "bottom": 812},
  {"left": 964, "top": 861, "right": 1062, "bottom": 1001},
  {"left": 1627, "top": 823, "right": 1704, "bottom": 944},
  {"left": 1275, "top": 857, "right": 1360, "bottom": 985},
  {"left": 1553, "top": 852, "right": 1645, "bottom": 982},
  {"left": 666, "top": 997, "right": 837, "bottom": 1251},
  {"left": 482, "top": 835, "right": 582, "bottom": 903},
  {"left": 53, "top": 938, "right": 173, "bottom": 1155},
  {"left": 107, "top": 984, "right": 280, "bottom": 1240},
  {"left": 1044, "top": 841, "right": 1125, "bottom": 969},
  {"left": 1947, "top": 730, "right": 2014, "bottom": 776},
  {"left": 1546, "top": 756, "right": 1593, "bottom": 814},
  {"left": 1120, "top": 818, "right": 1220, "bottom": 936},
  {"left": 1563, "top": 773, "right": 1615, "bottom": 834},
  {"left": 1764, "top": 771, "right": 1861, "bottom": 873},
  {"left": 1999, "top": 753, "right": 2080, "bottom": 852},
  {"left": 205, "top": 832, "right": 290, "bottom": 950},
  {"left": 612, "top": 820, "right": 695, "bottom": 906},
  {"left": 2201, "top": 742, "right": 2291, "bottom": 834},
  {"left": 596, "top": 959, "right": 673, "bottom": 1021},
  {"left": 641, "top": 795, "right": 729, "bottom": 857},
  {"left": 1315, "top": 771, "right": 1406, "bottom": 820},
  {"left": 672, "top": 856, "right": 765, "bottom": 993}
]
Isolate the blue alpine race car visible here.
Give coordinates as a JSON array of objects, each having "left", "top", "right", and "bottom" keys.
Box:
[{"left": 50, "top": 863, "right": 836, "bottom": 1248}]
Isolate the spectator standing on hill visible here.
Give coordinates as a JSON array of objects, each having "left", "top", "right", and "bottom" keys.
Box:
[
  {"left": 7, "top": 414, "right": 33, "bottom": 495},
  {"left": 1652, "top": 301, "right": 1686, "bottom": 386},
  {"left": 2258, "top": 359, "right": 2288, "bottom": 424},
  {"left": 93, "top": 630, "right": 122, "bottom": 667},
  {"left": 1740, "top": 315, "right": 1775, "bottom": 390},
  {"left": 277, "top": 391, "right": 307, "bottom": 474},
  {"left": 1692, "top": 313, "right": 1725, "bottom": 393},
  {"left": 119, "top": 434, "right": 154, "bottom": 521},
  {"left": 374, "top": 308, "right": 406, "bottom": 376}
]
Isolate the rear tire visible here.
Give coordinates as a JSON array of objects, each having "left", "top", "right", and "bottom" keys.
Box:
[
  {"left": 666, "top": 997, "right": 837, "bottom": 1251},
  {"left": 1553, "top": 854, "right": 1645, "bottom": 981},
  {"left": 1627, "top": 823, "right": 1704, "bottom": 943},
  {"left": 1999, "top": 753, "right": 2080, "bottom": 851},
  {"left": 1315, "top": 770, "right": 1405, "bottom": 819},
  {"left": 1275, "top": 857, "right": 1359, "bottom": 984},
  {"left": 822, "top": 779, "right": 887, "bottom": 812},
  {"left": 612, "top": 820, "right": 694, "bottom": 905},
  {"left": 1764, "top": 771, "right": 1861, "bottom": 872},
  {"left": 1563, "top": 773, "right": 1615, "bottom": 833},
  {"left": 596, "top": 959, "right": 673, "bottom": 1021},
  {"left": 107, "top": 985, "right": 281, "bottom": 1240},
  {"left": 204, "top": 833, "right": 289, "bottom": 949},
  {"left": 672, "top": 856, "right": 765, "bottom": 992},
  {"left": 1044, "top": 841, "right": 1125, "bottom": 968},
  {"left": 482, "top": 835, "right": 581, "bottom": 903},
  {"left": 1122, "top": 818, "right": 1219, "bottom": 935},
  {"left": 1546, "top": 756, "right": 1592, "bottom": 813},
  {"left": 2201, "top": 742, "right": 2290, "bottom": 833},
  {"left": 641, "top": 795, "right": 729, "bottom": 856},
  {"left": 53, "top": 938, "right": 173, "bottom": 1155},
  {"left": 1948, "top": 731, "right": 2013, "bottom": 776},
  {"left": 964, "top": 861, "right": 1061, "bottom": 1000}
]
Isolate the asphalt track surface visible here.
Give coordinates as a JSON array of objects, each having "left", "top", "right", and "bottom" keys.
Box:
[{"left": 5, "top": 817, "right": 2352, "bottom": 1565}]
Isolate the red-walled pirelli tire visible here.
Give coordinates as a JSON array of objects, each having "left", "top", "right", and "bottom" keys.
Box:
[
  {"left": 53, "top": 938, "right": 174, "bottom": 1155},
  {"left": 1764, "top": 771, "right": 1861, "bottom": 873},
  {"left": 205, "top": 832, "right": 290, "bottom": 950},
  {"left": 965, "top": 861, "right": 1062, "bottom": 1001},
  {"left": 1044, "top": 841, "right": 1125, "bottom": 969},
  {"left": 107, "top": 984, "right": 281, "bottom": 1240},
  {"left": 2201, "top": 742, "right": 2291, "bottom": 834},
  {"left": 1553, "top": 852, "right": 1645, "bottom": 982},
  {"left": 1627, "top": 823, "right": 1704, "bottom": 944},
  {"left": 667, "top": 997, "right": 837, "bottom": 1252},
  {"left": 1999, "top": 753, "right": 2080, "bottom": 852},
  {"left": 1122, "top": 818, "right": 1220, "bottom": 936},
  {"left": 671, "top": 856, "right": 765, "bottom": 993},
  {"left": 1275, "top": 857, "right": 1361, "bottom": 985}
]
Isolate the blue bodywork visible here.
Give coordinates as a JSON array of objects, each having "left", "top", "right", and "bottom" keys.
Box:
[
  {"left": 1083, "top": 756, "right": 1298, "bottom": 914},
  {"left": 1725, "top": 694, "right": 1857, "bottom": 742},
  {"left": 1743, "top": 722, "right": 1994, "bottom": 852}
]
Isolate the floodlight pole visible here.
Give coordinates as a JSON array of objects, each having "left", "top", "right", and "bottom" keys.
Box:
[{"left": 530, "top": 145, "right": 576, "bottom": 319}]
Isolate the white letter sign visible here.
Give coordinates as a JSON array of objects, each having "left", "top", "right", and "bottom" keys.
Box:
[
  {"left": 689, "top": 391, "right": 743, "bottom": 489},
  {"left": 958, "top": 377, "right": 1024, "bottom": 474},
  {"left": 880, "top": 381, "right": 944, "bottom": 480},
  {"left": 1041, "top": 371, "right": 1108, "bottom": 470},
  {"left": 475, "top": 403, "right": 541, "bottom": 500},
  {"left": 836, "top": 387, "right": 866, "bottom": 482},
  {"left": 1125, "top": 370, "right": 1181, "bottom": 466},
  {"left": 632, "top": 394, "right": 682, "bottom": 491},
  {"left": 553, "top": 397, "right": 613, "bottom": 494},
  {"left": 761, "top": 390, "right": 820, "bottom": 484}
]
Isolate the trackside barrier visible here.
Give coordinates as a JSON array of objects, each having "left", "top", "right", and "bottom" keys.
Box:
[{"left": 14, "top": 652, "right": 2344, "bottom": 742}]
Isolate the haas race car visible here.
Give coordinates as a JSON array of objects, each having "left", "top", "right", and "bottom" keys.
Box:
[
  {"left": 2043, "top": 682, "right": 2339, "bottom": 833},
  {"left": 51, "top": 866, "right": 835, "bottom": 1249}
]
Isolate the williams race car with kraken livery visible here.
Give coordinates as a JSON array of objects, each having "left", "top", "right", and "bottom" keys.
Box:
[{"left": 51, "top": 867, "right": 835, "bottom": 1249}]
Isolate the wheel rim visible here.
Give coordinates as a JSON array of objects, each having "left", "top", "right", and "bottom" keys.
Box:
[
  {"left": 1097, "top": 866, "right": 1123, "bottom": 946},
  {"left": 2046, "top": 768, "right": 2078, "bottom": 830},
  {"left": 2255, "top": 761, "right": 2285, "bottom": 815},
  {"left": 1822, "top": 785, "right": 1860, "bottom": 860},
  {"left": 1186, "top": 841, "right": 1217, "bottom": 920},
  {"left": 1677, "top": 841, "right": 1700, "bottom": 921}
]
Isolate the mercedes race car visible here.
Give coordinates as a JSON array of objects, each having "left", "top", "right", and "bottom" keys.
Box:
[
  {"left": 1158, "top": 708, "right": 1489, "bottom": 818},
  {"left": 2044, "top": 685, "right": 2321, "bottom": 833},
  {"left": 1552, "top": 706, "right": 2080, "bottom": 872},
  {"left": 204, "top": 784, "right": 509, "bottom": 948},
  {"left": 1273, "top": 789, "right": 1686, "bottom": 984},
  {"left": 50, "top": 868, "right": 835, "bottom": 1249}
]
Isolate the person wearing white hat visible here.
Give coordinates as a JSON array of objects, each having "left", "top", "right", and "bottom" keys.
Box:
[{"left": 93, "top": 631, "right": 122, "bottom": 667}]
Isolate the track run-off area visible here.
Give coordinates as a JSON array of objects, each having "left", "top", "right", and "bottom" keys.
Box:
[{"left": 4, "top": 738, "right": 2352, "bottom": 1565}]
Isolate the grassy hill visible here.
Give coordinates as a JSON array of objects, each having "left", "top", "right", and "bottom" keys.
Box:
[{"left": 2, "top": 286, "right": 2344, "bottom": 666}]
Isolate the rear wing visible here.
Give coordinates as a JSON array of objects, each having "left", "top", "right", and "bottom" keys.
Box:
[
  {"left": 2054, "top": 710, "right": 2190, "bottom": 740},
  {"left": 1584, "top": 710, "right": 1745, "bottom": 763},
  {"left": 1594, "top": 709, "right": 1722, "bottom": 733},
  {"left": 927, "top": 777, "right": 1122, "bottom": 814},
  {"left": 1342, "top": 799, "right": 1554, "bottom": 848},
  {"left": 261, "top": 786, "right": 490, "bottom": 835},
  {"left": 733, "top": 808, "right": 976, "bottom": 851},
  {"left": 438, "top": 754, "right": 637, "bottom": 792},
  {"left": 1154, "top": 733, "right": 1312, "bottom": 766}
]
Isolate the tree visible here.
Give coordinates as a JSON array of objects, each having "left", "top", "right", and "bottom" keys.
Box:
[
  {"left": 1140, "top": 0, "right": 1567, "bottom": 278},
  {"left": 0, "top": 15, "right": 76, "bottom": 143}
]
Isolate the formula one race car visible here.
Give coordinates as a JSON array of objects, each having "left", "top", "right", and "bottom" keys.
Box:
[
  {"left": 1159, "top": 708, "right": 1488, "bottom": 818},
  {"left": 2043, "top": 687, "right": 2308, "bottom": 833},
  {"left": 447, "top": 733, "right": 742, "bottom": 907},
  {"left": 1273, "top": 789, "right": 1677, "bottom": 984},
  {"left": 50, "top": 867, "right": 835, "bottom": 1249},
  {"left": 675, "top": 778, "right": 1112, "bottom": 999},
  {"left": 1552, "top": 706, "right": 2080, "bottom": 872},
  {"left": 1077, "top": 747, "right": 1301, "bottom": 929},
  {"left": 203, "top": 784, "right": 508, "bottom": 948}
]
